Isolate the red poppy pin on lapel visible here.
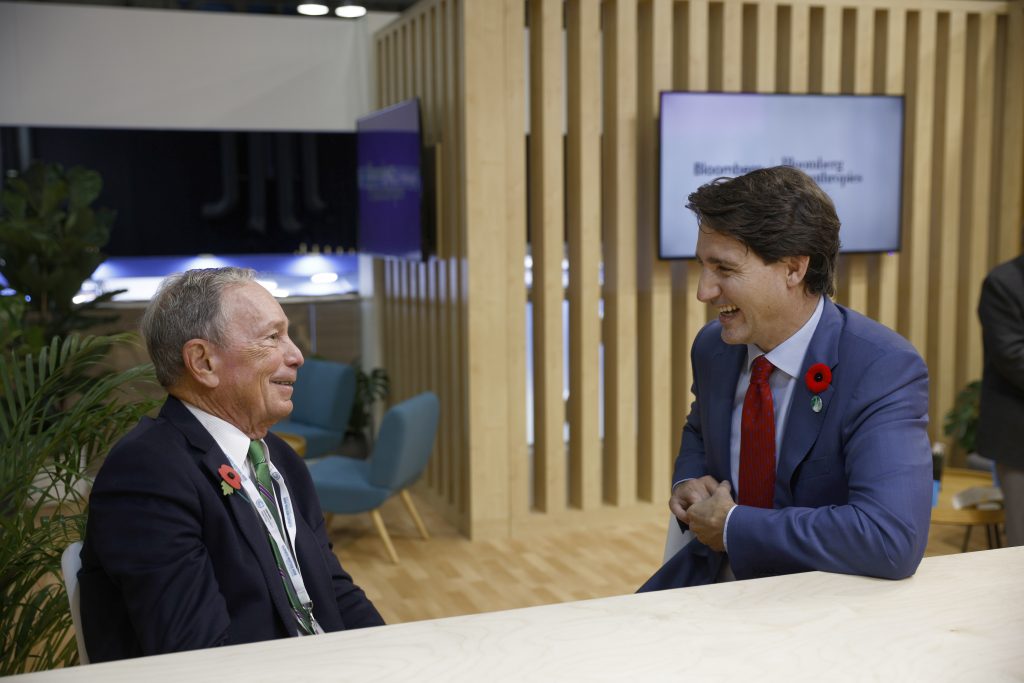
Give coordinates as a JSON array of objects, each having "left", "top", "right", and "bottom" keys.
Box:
[
  {"left": 219, "top": 464, "right": 241, "bottom": 496},
  {"left": 805, "top": 363, "right": 832, "bottom": 413}
]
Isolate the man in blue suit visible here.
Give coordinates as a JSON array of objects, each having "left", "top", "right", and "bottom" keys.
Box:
[
  {"left": 640, "top": 166, "right": 932, "bottom": 590},
  {"left": 79, "top": 267, "right": 384, "bottom": 662}
]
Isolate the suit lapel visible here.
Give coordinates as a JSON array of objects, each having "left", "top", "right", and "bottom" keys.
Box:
[
  {"left": 161, "top": 397, "right": 298, "bottom": 632},
  {"left": 776, "top": 300, "right": 843, "bottom": 504}
]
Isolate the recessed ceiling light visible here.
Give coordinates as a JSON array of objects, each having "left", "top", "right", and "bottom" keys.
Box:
[
  {"left": 335, "top": 3, "right": 367, "bottom": 18},
  {"left": 297, "top": 3, "right": 329, "bottom": 16}
]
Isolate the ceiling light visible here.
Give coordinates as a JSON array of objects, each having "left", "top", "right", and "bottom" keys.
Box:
[
  {"left": 297, "top": 3, "right": 329, "bottom": 15},
  {"left": 335, "top": 3, "right": 367, "bottom": 18}
]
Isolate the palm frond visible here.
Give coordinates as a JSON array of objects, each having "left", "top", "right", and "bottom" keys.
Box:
[{"left": 0, "top": 333, "right": 160, "bottom": 675}]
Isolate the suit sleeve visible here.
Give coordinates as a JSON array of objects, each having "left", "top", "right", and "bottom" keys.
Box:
[
  {"left": 979, "top": 268, "right": 1024, "bottom": 391},
  {"left": 673, "top": 330, "right": 712, "bottom": 486},
  {"left": 726, "top": 347, "right": 932, "bottom": 580},
  {"left": 307, "top": 512, "right": 385, "bottom": 628},
  {"left": 86, "top": 443, "right": 232, "bottom": 655}
]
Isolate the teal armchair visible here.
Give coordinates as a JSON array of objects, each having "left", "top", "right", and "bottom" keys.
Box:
[{"left": 307, "top": 392, "right": 440, "bottom": 563}]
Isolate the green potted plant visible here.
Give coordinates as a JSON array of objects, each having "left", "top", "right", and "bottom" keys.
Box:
[
  {"left": 0, "top": 161, "right": 123, "bottom": 351},
  {"left": 0, "top": 333, "right": 160, "bottom": 674},
  {"left": 944, "top": 379, "right": 981, "bottom": 457},
  {"left": 342, "top": 360, "right": 390, "bottom": 458},
  {"left": 0, "top": 160, "right": 160, "bottom": 673}
]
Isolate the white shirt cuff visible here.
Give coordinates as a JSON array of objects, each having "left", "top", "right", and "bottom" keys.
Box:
[{"left": 722, "top": 504, "right": 739, "bottom": 553}]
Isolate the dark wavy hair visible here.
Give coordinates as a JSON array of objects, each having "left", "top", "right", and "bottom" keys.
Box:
[{"left": 685, "top": 166, "right": 841, "bottom": 297}]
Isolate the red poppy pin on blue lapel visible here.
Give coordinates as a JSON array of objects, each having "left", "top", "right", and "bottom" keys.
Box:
[{"left": 805, "top": 363, "right": 832, "bottom": 413}]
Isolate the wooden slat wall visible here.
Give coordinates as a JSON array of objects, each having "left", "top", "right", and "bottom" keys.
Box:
[{"left": 374, "top": 0, "right": 1024, "bottom": 539}]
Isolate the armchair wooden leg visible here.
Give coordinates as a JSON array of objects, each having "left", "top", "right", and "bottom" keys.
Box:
[
  {"left": 399, "top": 489, "right": 430, "bottom": 540},
  {"left": 369, "top": 509, "right": 399, "bottom": 564}
]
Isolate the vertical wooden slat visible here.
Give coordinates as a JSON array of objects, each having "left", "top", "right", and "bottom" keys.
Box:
[
  {"left": 454, "top": 0, "right": 468, "bottom": 516},
  {"left": 504, "top": 0, "right": 528, "bottom": 520},
  {"left": 385, "top": 261, "right": 398, "bottom": 403},
  {"left": 397, "top": 262, "right": 409, "bottom": 402},
  {"left": 688, "top": 0, "right": 709, "bottom": 86},
  {"left": 636, "top": 0, "right": 673, "bottom": 503},
  {"left": 566, "top": 0, "right": 602, "bottom": 510},
  {"left": 901, "top": 9, "right": 937, "bottom": 358},
  {"left": 842, "top": 6, "right": 874, "bottom": 316},
  {"left": 462, "top": 0, "right": 515, "bottom": 538},
  {"left": 819, "top": 4, "right": 851, "bottom": 309},
  {"left": 435, "top": 2, "right": 453, "bottom": 503},
  {"left": 414, "top": 15, "right": 428, "bottom": 400},
  {"left": 425, "top": 260, "right": 439, "bottom": 488},
  {"left": 601, "top": 0, "right": 638, "bottom": 506},
  {"left": 875, "top": 7, "right": 906, "bottom": 332},
  {"left": 376, "top": 37, "right": 384, "bottom": 109},
  {"left": 410, "top": 14, "right": 419, "bottom": 102},
  {"left": 722, "top": 0, "right": 743, "bottom": 90},
  {"left": 821, "top": 2, "right": 842, "bottom": 92},
  {"left": 933, "top": 10, "right": 968, "bottom": 438},
  {"left": 963, "top": 12, "right": 997, "bottom": 386},
  {"left": 423, "top": 8, "right": 442, "bottom": 492},
  {"left": 757, "top": 2, "right": 777, "bottom": 91},
  {"left": 400, "top": 24, "right": 409, "bottom": 100},
  {"left": 410, "top": 14, "right": 426, "bottom": 422},
  {"left": 529, "top": 0, "right": 566, "bottom": 514},
  {"left": 789, "top": 2, "right": 810, "bottom": 93},
  {"left": 673, "top": 0, "right": 711, "bottom": 478}
]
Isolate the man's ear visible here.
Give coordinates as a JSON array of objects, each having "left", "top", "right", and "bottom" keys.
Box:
[
  {"left": 784, "top": 255, "right": 811, "bottom": 288},
  {"left": 182, "top": 339, "right": 220, "bottom": 389}
]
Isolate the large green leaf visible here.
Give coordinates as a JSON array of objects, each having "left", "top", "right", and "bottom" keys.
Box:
[{"left": 65, "top": 167, "right": 103, "bottom": 212}]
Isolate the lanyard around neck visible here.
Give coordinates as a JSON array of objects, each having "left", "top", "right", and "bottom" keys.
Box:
[{"left": 223, "top": 442, "right": 324, "bottom": 635}]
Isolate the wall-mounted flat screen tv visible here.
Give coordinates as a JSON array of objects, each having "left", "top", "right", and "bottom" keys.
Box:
[
  {"left": 356, "top": 98, "right": 434, "bottom": 261},
  {"left": 658, "top": 92, "right": 904, "bottom": 259},
  {"left": 0, "top": 126, "right": 357, "bottom": 257}
]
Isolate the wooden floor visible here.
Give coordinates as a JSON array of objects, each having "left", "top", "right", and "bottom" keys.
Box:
[{"left": 329, "top": 489, "right": 1002, "bottom": 626}]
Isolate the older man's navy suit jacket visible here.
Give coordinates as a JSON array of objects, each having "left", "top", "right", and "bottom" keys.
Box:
[{"left": 79, "top": 396, "right": 383, "bottom": 662}]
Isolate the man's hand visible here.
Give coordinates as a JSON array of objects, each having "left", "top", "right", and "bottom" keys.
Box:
[
  {"left": 670, "top": 476, "right": 720, "bottom": 525},
  {"left": 686, "top": 481, "right": 735, "bottom": 552}
]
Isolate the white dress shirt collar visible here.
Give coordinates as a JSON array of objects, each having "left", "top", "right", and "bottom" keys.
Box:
[
  {"left": 181, "top": 401, "right": 256, "bottom": 465},
  {"left": 746, "top": 295, "right": 825, "bottom": 380}
]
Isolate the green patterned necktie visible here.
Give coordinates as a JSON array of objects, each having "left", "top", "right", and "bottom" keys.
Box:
[{"left": 248, "top": 440, "right": 314, "bottom": 635}]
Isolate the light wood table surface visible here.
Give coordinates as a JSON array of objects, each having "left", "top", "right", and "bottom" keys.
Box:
[{"left": 15, "top": 547, "right": 1023, "bottom": 682}]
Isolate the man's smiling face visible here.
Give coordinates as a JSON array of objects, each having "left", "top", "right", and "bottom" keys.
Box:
[
  {"left": 208, "top": 282, "right": 304, "bottom": 438},
  {"left": 694, "top": 226, "right": 802, "bottom": 352}
]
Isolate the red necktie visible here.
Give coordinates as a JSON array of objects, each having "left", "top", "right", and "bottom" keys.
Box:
[{"left": 739, "top": 355, "right": 776, "bottom": 508}]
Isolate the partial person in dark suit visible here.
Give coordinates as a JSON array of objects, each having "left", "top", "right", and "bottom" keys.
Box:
[
  {"left": 977, "top": 253, "right": 1024, "bottom": 547},
  {"left": 79, "top": 267, "right": 383, "bottom": 662},
  {"left": 640, "top": 166, "right": 932, "bottom": 590}
]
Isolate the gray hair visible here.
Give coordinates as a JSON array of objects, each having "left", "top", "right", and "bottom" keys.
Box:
[{"left": 140, "top": 267, "right": 257, "bottom": 387}]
